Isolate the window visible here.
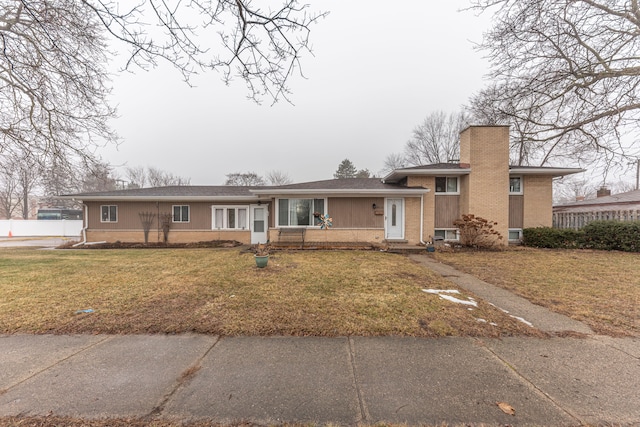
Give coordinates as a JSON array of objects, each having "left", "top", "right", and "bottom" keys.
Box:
[
  {"left": 278, "top": 198, "right": 325, "bottom": 227},
  {"left": 509, "top": 176, "right": 523, "bottom": 194},
  {"left": 434, "top": 229, "right": 458, "bottom": 240},
  {"left": 173, "top": 205, "right": 190, "bottom": 222},
  {"left": 101, "top": 205, "right": 117, "bottom": 222},
  {"left": 508, "top": 229, "right": 523, "bottom": 241},
  {"left": 212, "top": 206, "right": 248, "bottom": 229},
  {"left": 435, "top": 177, "right": 459, "bottom": 193}
]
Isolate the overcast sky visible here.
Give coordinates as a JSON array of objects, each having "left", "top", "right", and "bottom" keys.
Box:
[{"left": 97, "top": 1, "right": 497, "bottom": 185}]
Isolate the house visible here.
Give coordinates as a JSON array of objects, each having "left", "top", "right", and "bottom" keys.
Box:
[
  {"left": 65, "top": 126, "right": 583, "bottom": 246},
  {"left": 553, "top": 188, "right": 640, "bottom": 229}
]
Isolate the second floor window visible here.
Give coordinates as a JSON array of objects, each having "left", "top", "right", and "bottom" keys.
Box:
[{"left": 435, "top": 177, "right": 458, "bottom": 193}]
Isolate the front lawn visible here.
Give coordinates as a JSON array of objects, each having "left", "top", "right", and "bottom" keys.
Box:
[
  {"left": 435, "top": 248, "right": 640, "bottom": 337},
  {"left": 0, "top": 248, "right": 537, "bottom": 337}
]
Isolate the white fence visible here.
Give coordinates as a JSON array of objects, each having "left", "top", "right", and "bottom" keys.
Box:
[
  {"left": 553, "top": 209, "right": 640, "bottom": 230},
  {"left": 0, "top": 220, "right": 83, "bottom": 237}
]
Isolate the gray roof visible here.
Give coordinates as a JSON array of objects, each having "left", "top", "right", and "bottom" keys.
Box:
[
  {"left": 64, "top": 179, "right": 428, "bottom": 201},
  {"left": 554, "top": 189, "right": 640, "bottom": 211}
]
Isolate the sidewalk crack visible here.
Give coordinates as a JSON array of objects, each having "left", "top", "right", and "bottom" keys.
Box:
[
  {"left": 476, "top": 338, "right": 587, "bottom": 426},
  {"left": 0, "top": 335, "right": 112, "bottom": 395},
  {"left": 146, "top": 336, "right": 220, "bottom": 419},
  {"left": 348, "top": 337, "right": 369, "bottom": 424}
]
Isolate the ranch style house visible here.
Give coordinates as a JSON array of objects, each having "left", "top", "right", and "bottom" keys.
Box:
[{"left": 66, "top": 126, "right": 583, "bottom": 246}]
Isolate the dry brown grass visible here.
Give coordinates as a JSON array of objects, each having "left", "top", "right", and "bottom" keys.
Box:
[
  {"left": 0, "top": 248, "right": 540, "bottom": 337},
  {"left": 434, "top": 247, "right": 640, "bottom": 337}
]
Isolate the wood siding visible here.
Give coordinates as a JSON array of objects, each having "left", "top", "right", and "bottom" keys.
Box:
[
  {"left": 434, "top": 195, "right": 460, "bottom": 228},
  {"left": 509, "top": 195, "right": 524, "bottom": 228},
  {"left": 87, "top": 201, "right": 227, "bottom": 230},
  {"left": 328, "top": 197, "right": 384, "bottom": 228}
]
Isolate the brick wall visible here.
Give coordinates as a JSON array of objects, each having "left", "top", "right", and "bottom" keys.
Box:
[
  {"left": 460, "top": 126, "right": 510, "bottom": 244},
  {"left": 523, "top": 175, "right": 553, "bottom": 228}
]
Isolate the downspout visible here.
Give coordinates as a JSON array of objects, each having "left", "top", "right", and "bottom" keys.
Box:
[
  {"left": 419, "top": 193, "right": 427, "bottom": 246},
  {"left": 72, "top": 202, "right": 88, "bottom": 247}
]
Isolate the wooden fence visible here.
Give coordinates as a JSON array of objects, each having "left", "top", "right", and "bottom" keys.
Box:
[{"left": 553, "top": 209, "right": 640, "bottom": 229}]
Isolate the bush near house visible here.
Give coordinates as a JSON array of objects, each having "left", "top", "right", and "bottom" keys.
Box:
[
  {"left": 522, "top": 227, "right": 583, "bottom": 249},
  {"left": 524, "top": 221, "right": 640, "bottom": 252}
]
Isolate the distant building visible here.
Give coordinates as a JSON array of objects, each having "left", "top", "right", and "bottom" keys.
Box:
[{"left": 553, "top": 188, "right": 640, "bottom": 229}]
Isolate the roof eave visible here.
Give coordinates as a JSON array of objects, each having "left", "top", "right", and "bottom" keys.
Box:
[
  {"left": 250, "top": 188, "right": 430, "bottom": 196},
  {"left": 62, "top": 195, "right": 262, "bottom": 202},
  {"left": 509, "top": 167, "right": 585, "bottom": 177},
  {"left": 383, "top": 168, "right": 471, "bottom": 183}
]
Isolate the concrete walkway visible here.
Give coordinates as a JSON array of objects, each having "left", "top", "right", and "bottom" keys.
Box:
[{"left": 1, "top": 254, "right": 638, "bottom": 426}]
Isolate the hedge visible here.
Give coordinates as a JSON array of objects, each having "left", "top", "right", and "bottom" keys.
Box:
[{"left": 523, "top": 221, "right": 640, "bottom": 252}]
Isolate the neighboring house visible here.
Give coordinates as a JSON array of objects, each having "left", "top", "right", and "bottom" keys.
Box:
[
  {"left": 553, "top": 188, "right": 640, "bottom": 229},
  {"left": 65, "top": 126, "right": 582, "bottom": 246}
]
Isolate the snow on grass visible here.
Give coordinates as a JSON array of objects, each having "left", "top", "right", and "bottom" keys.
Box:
[{"left": 422, "top": 289, "right": 478, "bottom": 307}]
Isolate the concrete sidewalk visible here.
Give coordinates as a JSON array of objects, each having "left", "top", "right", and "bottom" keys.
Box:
[{"left": 1, "top": 334, "right": 639, "bottom": 425}]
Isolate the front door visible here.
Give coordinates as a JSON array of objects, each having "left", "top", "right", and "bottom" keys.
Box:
[
  {"left": 385, "top": 198, "right": 404, "bottom": 239},
  {"left": 251, "top": 205, "right": 269, "bottom": 244}
]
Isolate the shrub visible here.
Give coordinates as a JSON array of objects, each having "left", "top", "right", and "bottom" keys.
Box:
[
  {"left": 453, "top": 214, "right": 503, "bottom": 248},
  {"left": 523, "top": 227, "right": 583, "bottom": 249},
  {"left": 523, "top": 222, "right": 640, "bottom": 252},
  {"left": 581, "top": 221, "right": 640, "bottom": 252}
]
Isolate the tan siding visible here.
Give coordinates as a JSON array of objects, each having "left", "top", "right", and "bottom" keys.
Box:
[
  {"left": 434, "top": 195, "right": 460, "bottom": 228},
  {"left": 87, "top": 201, "right": 221, "bottom": 231},
  {"left": 509, "top": 195, "right": 524, "bottom": 228},
  {"left": 328, "top": 197, "right": 384, "bottom": 228}
]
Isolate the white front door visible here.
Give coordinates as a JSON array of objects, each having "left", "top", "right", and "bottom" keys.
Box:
[
  {"left": 385, "top": 198, "right": 404, "bottom": 239},
  {"left": 251, "top": 205, "right": 269, "bottom": 244}
]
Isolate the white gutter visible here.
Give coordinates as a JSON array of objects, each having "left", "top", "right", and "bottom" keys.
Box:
[{"left": 65, "top": 196, "right": 262, "bottom": 202}]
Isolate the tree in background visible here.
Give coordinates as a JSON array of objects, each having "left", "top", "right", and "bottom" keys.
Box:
[
  {"left": 334, "top": 159, "right": 358, "bottom": 179},
  {"left": 225, "top": 172, "right": 266, "bottom": 186},
  {"left": 0, "top": 1, "right": 326, "bottom": 192},
  {"left": 467, "top": 0, "right": 640, "bottom": 171},
  {"left": 124, "top": 166, "right": 190, "bottom": 188},
  {"left": 80, "top": 162, "right": 119, "bottom": 193},
  {"left": 381, "top": 111, "right": 468, "bottom": 175},
  {"left": 0, "top": 150, "right": 41, "bottom": 219},
  {"left": 266, "top": 170, "right": 293, "bottom": 186}
]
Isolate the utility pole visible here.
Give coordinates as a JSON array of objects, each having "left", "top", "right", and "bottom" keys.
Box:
[{"left": 636, "top": 158, "right": 639, "bottom": 190}]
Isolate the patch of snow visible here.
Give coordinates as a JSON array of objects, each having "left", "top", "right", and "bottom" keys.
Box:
[
  {"left": 510, "top": 315, "right": 533, "bottom": 327},
  {"left": 422, "top": 289, "right": 460, "bottom": 295},
  {"left": 422, "top": 289, "right": 478, "bottom": 307}
]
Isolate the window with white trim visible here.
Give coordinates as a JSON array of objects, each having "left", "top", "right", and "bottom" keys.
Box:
[
  {"left": 173, "top": 205, "right": 190, "bottom": 222},
  {"left": 101, "top": 205, "right": 117, "bottom": 222},
  {"left": 212, "top": 206, "right": 248, "bottom": 230},
  {"left": 509, "top": 176, "right": 523, "bottom": 194},
  {"left": 435, "top": 177, "right": 459, "bottom": 194},
  {"left": 508, "top": 229, "right": 523, "bottom": 241},
  {"left": 434, "top": 229, "right": 458, "bottom": 241},
  {"left": 278, "top": 198, "right": 325, "bottom": 227}
]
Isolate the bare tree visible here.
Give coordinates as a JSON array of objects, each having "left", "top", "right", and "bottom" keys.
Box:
[
  {"left": 125, "top": 166, "right": 189, "bottom": 188},
  {"left": 225, "top": 172, "right": 266, "bottom": 186},
  {"left": 147, "top": 167, "right": 191, "bottom": 187},
  {"left": 81, "top": 162, "right": 119, "bottom": 193},
  {"left": 467, "top": 0, "right": 640, "bottom": 170},
  {"left": 125, "top": 166, "right": 147, "bottom": 189},
  {"left": 0, "top": 150, "right": 41, "bottom": 219},
  {"left": 380, "top": 153, "right": 408, "bottom": 175},
  {"left": 266, "top": 170, "right": 293, "bottom": 185},
  {"left": 0, "top": 1, "right": 326, "bottom": 178},
  {"left": 404, "top": 111, "right": 469, "bottom": 166}
]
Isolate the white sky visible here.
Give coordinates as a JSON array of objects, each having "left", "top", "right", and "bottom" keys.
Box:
[
  {"left": 98, "top": 1, "right": 636, "bottom": 188},
  {"left": 100, "top": 1, "right": 493, "bottom": 185}
]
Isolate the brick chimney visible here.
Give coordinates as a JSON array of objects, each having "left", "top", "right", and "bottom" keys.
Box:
[
  {"left": 576, "top": 196, "right": 585, "bottom": 201},
  {"left": 596, "top": 187, "right": 611, "bottom": 198}
]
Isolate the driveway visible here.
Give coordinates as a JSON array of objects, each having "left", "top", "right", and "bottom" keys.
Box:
[{"left": 0, "top": 236, "right": 78, "bottom": 248}]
